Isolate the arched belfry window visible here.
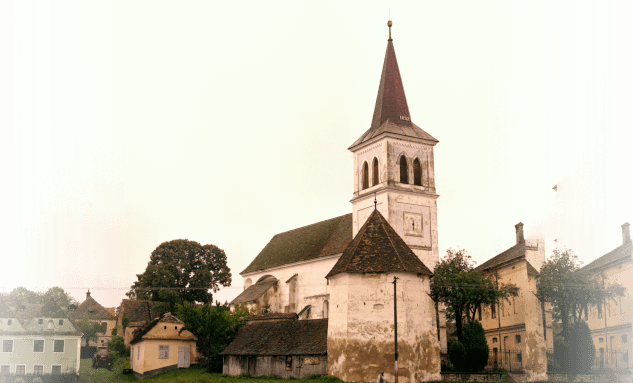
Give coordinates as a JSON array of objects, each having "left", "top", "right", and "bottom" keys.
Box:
[
  {"left": 399, "top": 156, "right": 408, "bottom": 184},
  {"left": 362, "top": 162, "right": 369, "bottom": 190},
  {"left": 372, "top": 158, "right": 379, "bottom": 186},
  {"left": 413, "top": 158, "right": 422, "bottom": 186}
]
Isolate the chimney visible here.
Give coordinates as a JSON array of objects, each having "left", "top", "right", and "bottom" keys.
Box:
[
  {"left": 622, "top": 222, "right": 631, "bottom": 244},
  {"left": 515, "top": 222, "right": 525, "bottom": 244}
]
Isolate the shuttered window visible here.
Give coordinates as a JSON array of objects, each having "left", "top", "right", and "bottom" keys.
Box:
[
  {"left": 34, "top": 339, "right": 44, "bottom": 352},
  {"left": 159, "top": 345, "right": 169, "bottom": 359},
  {"left": 54, "top": 340, "right": 64, "bottom": 353}
]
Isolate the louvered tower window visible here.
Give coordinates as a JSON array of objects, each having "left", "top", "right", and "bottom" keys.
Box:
[
  {"left": 399, "top": 156, "right": 408, "bottom": 184},
  {"left": 362, "top": 162, "right": 369, "bottom": 190},
  {"left": 372, "top": 158, "right": 379, "bottom": 186},
  {"left": 413, "top": 158, "right": 422, "bottom": 186}
]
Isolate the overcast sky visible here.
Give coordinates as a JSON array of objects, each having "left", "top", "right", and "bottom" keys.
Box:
[{"left": 2, "top": 1, "right": 632, "bottom": 308}]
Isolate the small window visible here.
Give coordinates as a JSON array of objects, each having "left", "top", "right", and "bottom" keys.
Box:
[
  {"left": 515, "top": 334, "right": 521, "bottom": 343},
  {"left": 599, "top": 337, "right": 604, "bottom": 343},
  {"left": 372, "top": 158, "right": 379, "bottom": 186},
  {"left": 0, "top": 365, "right": 9, "bottom": 375},
  {"left": 48, "top": 320, "right": 54, "bottom": 329},
  {"left": 362, "top": 162, "right": 369, "bottom": 190},
  {"left": 15, "top": 366, "right": 25, "bottom": 375},
  {"left": 52, "top": 365, "right": 61, "bottom": 375},
  {"left": 159, "top": 345, "right": 169, "bottom": 359},
  {"left": 175, "top": 326, "right": 177, "bottom": 329},
  {"left": 34, "top": 365, "right": 43, "bottom": 375},
  {"left": 59, "top": 319, "right": 63, "bottom": 326},
  {"left": 34, "top": 339, "right": 44, "bottom": 352},
  {"left": 492, "top": 337, "right": 498, "bottom": 343},
  {"left": 38, "top": 319, "right": 43, "bottom": 325},
  {"left": 517, "top": 352, "right": 522, "bottom": 363},
  {"left": 399, "top": 156, "right": 408, "bottom": 184},
  {"left": 7, "top": 320, "right": 11, "bottom": 326},
  {"left": 413, "top": 158, "right": 422, "bottom": 186},
  {"left": 2, "top": 340, "right": 13, "bottom": 353},
  {"left": 623, "top": 335, "right": 628, "bottom": 344},
  {"left": 285, "top": 356, "right": 293, "bottom": 371},
  {"left": 54, "top": 339, "right": 64, "bottom": 353},
  {"left": 491, "top": 303, "right": 496, "bottom": 319},
  {"left": 598, "top": 304, "right": 603, "bottom": 319},
  {"left": 164, "top": 326, "right": 167, "bottom": 329}
]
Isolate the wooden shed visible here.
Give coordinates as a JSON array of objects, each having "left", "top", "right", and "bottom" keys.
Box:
[{"left": 220, "top": 318, "right": 327, "bottom": 378}]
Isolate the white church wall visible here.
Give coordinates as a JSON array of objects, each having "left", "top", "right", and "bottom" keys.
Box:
[{"left": 240, "top": 254, "right": 341, "bottom": 318}]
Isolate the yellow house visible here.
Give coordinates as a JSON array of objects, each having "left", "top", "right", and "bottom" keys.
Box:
[
  {"left": 129, "top": 312, "right": 197, "bottom": 380},
  {"left": 582, "top": 222, "right": 632, "bottom": 370},
  {"left": 475, "top": 223, "right": 550, "bottom": 382},
  {"left": 71, "top": 291, "right": 116, "bottom": 346}
]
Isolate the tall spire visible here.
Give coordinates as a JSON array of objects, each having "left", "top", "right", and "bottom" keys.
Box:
[{"left": 370, "top": 20, "right": 411, "bottom": 131}]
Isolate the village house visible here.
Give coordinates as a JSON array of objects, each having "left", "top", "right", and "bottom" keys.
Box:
[
  {"left": 474, "top": 223, "right": 549, "bottom": 381},
  {"left": 582, "top": 222, "right": 632, "bottom": 370},
  {"left": 220, "top": 314, "right": 327, "bottom": 377},
  {"left": 117, "top": 299, "right": 162, "bottom": 349},
  {"left": 71, "top": 291, "right": 116, "bottom": 346},
  {"left": 0, "top": 298, "right": 82, "bottom": 376},
  {"left": 129, "top": 312, "right": 197, "bottom": 380}
]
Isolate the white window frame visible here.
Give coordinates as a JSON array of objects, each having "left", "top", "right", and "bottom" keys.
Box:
[
  {"left": 33, "top": 338, "right": 45, "bottom": 353},
  {"left": 15, "top": 365, "right": 26, "bottom": 375},
  {"left": 53, "top": 339, "right": 65, "bottom": 353},
  {"left": 158, "top": 344, "right": 169, "bottom": 359},
  {"left": 33, "top": 365, "right": 44, "bottom": 375},
  {"left": 2, "top": 339, "right": 13, "bottom": 353},
  {"left": 51, "top": 365, "right": 62, "bottom": 375}
]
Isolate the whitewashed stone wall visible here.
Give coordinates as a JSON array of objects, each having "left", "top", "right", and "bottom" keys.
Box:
[{"left": 327, "top": 272, "right": 440, "bottom": 383}]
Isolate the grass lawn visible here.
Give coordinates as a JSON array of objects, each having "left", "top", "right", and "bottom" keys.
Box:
[{"left": 77, "top": 357, "right": 346, "bottom": 383}]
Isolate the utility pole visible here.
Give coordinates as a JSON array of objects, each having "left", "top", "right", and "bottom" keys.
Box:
[{"left": 393, "top": 276, "right": 399, "bottom": 383}]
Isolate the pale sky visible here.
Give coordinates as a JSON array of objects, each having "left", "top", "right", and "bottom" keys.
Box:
[{"left": 1, "top": 1, "right": 632, "bottom": 308}]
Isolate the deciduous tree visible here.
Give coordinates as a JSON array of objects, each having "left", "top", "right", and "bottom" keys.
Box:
[
  {"left": 127, "top": 239, "right": 232, "bottom": 310},
  {"left": 75, "top": 320, "right": 105, "bottom": 347}
]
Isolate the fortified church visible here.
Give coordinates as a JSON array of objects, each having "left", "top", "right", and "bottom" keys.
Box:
[{"left": 225, "top": 21, "right": 442, "bottom": 382}]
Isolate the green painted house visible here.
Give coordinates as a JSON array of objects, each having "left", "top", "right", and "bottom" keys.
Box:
[{"left": 0, "top": 298, "right": 82, "bottom": 376}]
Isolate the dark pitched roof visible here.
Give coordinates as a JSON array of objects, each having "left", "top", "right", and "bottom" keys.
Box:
[
  {"left": 220, "top": 319, "right": 328, "bottom": 356},
  {"left": 16, "top": 304, "right": 42, "bottom": 327},
  {"left": 72, "top": 295, "right": 116, "bottom": 321},
  {"left": 120, "top": 299, "right": 162, "bottom": 322},
  {"left": 349, "top": 37, "right": 437, "bottom": 150},
  {"left": 35, "top": 299, "right": 67, "bottom": 319},
  {"left": 0, "top": 299, "right": 14, "bottom": 318},
  {"left": 242, "top": 313, "right": 298, "bottom": 322},
  {"left": 326, "top": 209, "right": 432, "bottom": 278},
  {"left": 241, "top": 214, "right": 353, "bottom": 275},
  {"left": 130, "top": 312, "right": 196, "bottom": 345},
  {"left": 476, "top": 243, "right": 526, "bottom": 271},
  {"left": 583, "top": 241, "right": 632, "bottom": 272},
  {"left": 230, "top": 279, "right": 277, "bottom": 305}
]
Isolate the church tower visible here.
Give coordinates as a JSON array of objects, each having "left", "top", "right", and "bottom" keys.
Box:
[{"left": 350, "top": 21, "right": 440, "bottom": 271}]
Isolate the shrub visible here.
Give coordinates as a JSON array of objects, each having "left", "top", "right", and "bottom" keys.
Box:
[
  {"left": 462, "top": 320, "right": 489, "bottom": 371},
  {"left": 448, "top": 338, "right": 467, "bottom": 372},
  {"left": 556, "top": 320, "right": 595, "bottom": 374},
  {"left": 107, "top": 336, "right": 127, "bottom": 359}
]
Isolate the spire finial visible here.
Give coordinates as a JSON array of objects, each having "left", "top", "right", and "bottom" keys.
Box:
[
  {"left": 374, "top": 193, "right": 378, "bottom": 210},
  {"left": 388, "top": 19, "right": 393, "bottom": 41}
]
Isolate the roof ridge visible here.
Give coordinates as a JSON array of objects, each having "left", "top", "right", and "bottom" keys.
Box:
[{"left": 273, "top": 213, "right": 351, "bottom": 236}]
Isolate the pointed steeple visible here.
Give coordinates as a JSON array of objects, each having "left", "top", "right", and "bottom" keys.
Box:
[
  {"left": 326, "top": 209, "right": 432, "bottom": 278},
  {"left": 349, "top": 21, "right": 437, "bottom": 150},
  {"left": 370, "top": 20, "right": 411, "bottom": 131}
]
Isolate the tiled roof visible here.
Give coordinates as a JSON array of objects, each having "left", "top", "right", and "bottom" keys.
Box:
[
  {"left": 241, "top": 214, "right": 352, "bottom": 275},
  {"left": 105, "top": 308, "right": 116, "bottom": 317},
  {"left": 242, "top": 313, "right": 298, "bottom": 322},
  {"left": 36, "top": 299, "right": 67, "bottom": 319},
  {"left": 130, "top": 312, "right": 196, "bottom": 345},
  {"left": 230, "top": 280, "right": 277, "bottom": 305},
  {"left": 583, "top": 241, "right": 632, "bottom": 272},
  {"left": 16, "top": 304, "right": 42, "bottom": 327},
  {"left": 475, "top": 243, "right": 526, "bottom": 271},
  {"left": 326, "top": 209, "right": 433, "bottom": 278},
  {"left": 0, "top": 299, "right": 14, "bottom": 318},
  {"left": 220, "top": 319, "right": 327, "bottom": 356},
  {"left": 72, "top": 296, "right": 115, "bottom": 321},
  {"left": 349, "top": 38, "right": 438, "bottom": 150},
  {"left": 120, "top": 299, "right": 162, "bottom": 322}
]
